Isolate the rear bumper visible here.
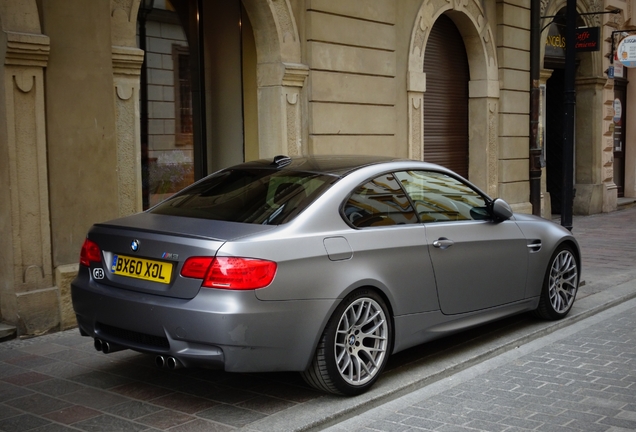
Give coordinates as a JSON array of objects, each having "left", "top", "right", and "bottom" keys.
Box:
[{"left": 71, "top": 267, "right": 337, "bottom": 372}]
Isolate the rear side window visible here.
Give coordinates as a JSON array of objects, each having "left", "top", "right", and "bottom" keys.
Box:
[
  {"left": 344, "top": 173, "right": 417, "bottom": 228},
  {"left": 150, "top": 169, "right": 336, "bottom": 224}
]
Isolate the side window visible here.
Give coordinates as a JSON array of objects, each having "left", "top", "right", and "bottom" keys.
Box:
[
  {"left": 394, "top": 171, "right": 489, "bottom": 223},
  {"left": 344, "top": 173, "right": 417, "bottom": 228}
]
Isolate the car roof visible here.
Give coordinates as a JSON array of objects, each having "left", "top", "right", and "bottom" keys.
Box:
[{"left": 234, "top": 155, "right": 407, "bottom": 176}]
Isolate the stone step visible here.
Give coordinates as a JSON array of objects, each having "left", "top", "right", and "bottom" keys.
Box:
[
  {"left": 617, "top": 197, "right": 636, "bottom": 210},
  {"left": 0, "top": 323, "right": 17, "bottom": 341}
]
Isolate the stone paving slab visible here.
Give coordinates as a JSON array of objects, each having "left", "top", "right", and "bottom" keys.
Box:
[
  {"left": 0, "top": 206, "right": 634, "bottom": 432},
  {"left": 322, "top": 295, "right": 636, "bottom": 432}
]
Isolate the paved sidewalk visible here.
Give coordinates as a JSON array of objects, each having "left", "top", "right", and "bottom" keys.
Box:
[
  {"left": 324, "top": 295, "right": 636, "bottom": 432},
  {"left": 0, "top": 207, "right": 635, "bottom": 432}
]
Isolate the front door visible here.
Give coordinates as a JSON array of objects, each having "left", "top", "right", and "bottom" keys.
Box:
[
  {"left": 393, "top": 170, "right": 529, "bottom": 316},
  {"left": 426, "top": 221, "right": 529, "bottom": 315}
]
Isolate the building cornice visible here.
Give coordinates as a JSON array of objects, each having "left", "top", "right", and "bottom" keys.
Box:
[
  {"left": 112, "top": 45, "right": 144, "bottom": 76},
  {"left": 4, "top": 31, "right": 50, "bottom": 68},
  {"left": 281, "top": 62, "right": 309, "bottom": 88}
]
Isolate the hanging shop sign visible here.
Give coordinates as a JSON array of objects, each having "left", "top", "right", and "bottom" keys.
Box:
[
  {"left": 545, "top": 25, "right": 601, "bottom": 57},
  {"left": 574, "top": 27, "right": 600, "bottom": 52},
  {"left": 617, "top": 35, "right": 636, "bottom": 68}
]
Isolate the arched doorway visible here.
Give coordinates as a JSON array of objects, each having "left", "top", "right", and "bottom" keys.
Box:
[
  {"left": 138, "top": 0, "right": 261, "bottom": 208},
  {"left": 408, "top": 0, "right": 500, "bottom": 197},
  {"left": 423, "top": 14, "right": 470, "bottom": 179},
  {"left": 138, "top": 0, "right": 307, "bottom": 209},
  {"left": 541, "top": 4, "right": 602, "bottom": 215}
]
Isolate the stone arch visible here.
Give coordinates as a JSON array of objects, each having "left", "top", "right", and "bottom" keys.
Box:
[
  {"left": 540, "top": 0, "right": 609, "bottom": 214},
  {"left": 408, "top": 0, "right": 500, "bottom": 196},
  {"left": 540, "top": 0, "right": 603, "bottom": 75},
  {"left": 0, "top": 0, "right": 42, "bottom": 33},
  {"left": 241, "top": 0, "right": 309, "bottom": 158}
]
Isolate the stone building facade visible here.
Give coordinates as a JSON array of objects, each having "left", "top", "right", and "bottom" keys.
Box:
[{"left": 0, "top": 0, "right": 634, "bottom": 337}]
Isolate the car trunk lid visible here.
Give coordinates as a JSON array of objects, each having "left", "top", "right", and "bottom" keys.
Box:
[{"left": 86, "top": 213, "right": 275, "bottom": 299}]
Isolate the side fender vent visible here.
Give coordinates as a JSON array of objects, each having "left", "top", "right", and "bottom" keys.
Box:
[{"left": 527, "top": 240, "right": 542, "bottom": 253}]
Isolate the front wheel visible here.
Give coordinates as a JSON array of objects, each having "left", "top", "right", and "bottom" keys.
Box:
[
  {"left": 535, "top": 245, "right": 579, "bottom": 320},
  {"left": 302, "top": 289, "right": 392, "bottom": 395}
]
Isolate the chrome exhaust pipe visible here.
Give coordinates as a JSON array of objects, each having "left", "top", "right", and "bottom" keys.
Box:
[
  {"left": 166, "top": 356, "right": 181, "bottom": 370},
  {"left": 155, "top": 355, "right": 165, "bottom": 368},
  {"left": 94, "top": 338, "right": 104, "bottom": 352}
]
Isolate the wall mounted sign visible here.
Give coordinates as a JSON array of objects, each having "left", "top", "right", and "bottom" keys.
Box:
[
  {"left": 545, "top": 23, "right": 566, "bottom": 58},
  {"left": 545, "top": 25, "right": 601, "bottom": 57},
  {"left": 574, "top": 27, "right": 599, "bottom": 52},
  {"left": 613, "top": 98, "right": 622, "bottom": 124},
  {"left": 617, "top": 35, "right": 636, "bottom": 68}
]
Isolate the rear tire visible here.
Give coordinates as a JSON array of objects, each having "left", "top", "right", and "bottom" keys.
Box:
[
  {"left": 302, "top": 289, "right": 391, "bottom": 395},
  {"left": 535, "top": 245, "right": 579, "bottom": 320}
]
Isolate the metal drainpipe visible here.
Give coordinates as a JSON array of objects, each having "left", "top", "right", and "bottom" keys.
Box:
[
  {"left": 139, "top": 9, "right": 150, "bottom": 210},
  {"left": 561, "top": 0, "right": 576, "bottom": 231},
  {"left": 529, "top": 0, "right": 542, "bottom": 217}
]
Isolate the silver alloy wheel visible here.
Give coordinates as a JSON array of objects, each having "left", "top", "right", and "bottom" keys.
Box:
[
  {"left": 548, "top": 249, "right": 578, "bottom": 313},
  {"left": 334, "top": 297, "right": 388, "bottom": 386}
]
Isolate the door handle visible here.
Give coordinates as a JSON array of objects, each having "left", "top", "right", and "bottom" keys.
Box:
[{"left": 433, "top": 238, "right": 454, "bottom": 249}]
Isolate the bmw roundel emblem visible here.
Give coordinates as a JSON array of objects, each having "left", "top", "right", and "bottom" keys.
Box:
[{"left": 131, "top": 240, "right": 140, "bottom": 251}]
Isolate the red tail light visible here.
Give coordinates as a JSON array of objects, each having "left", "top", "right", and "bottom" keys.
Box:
[
  {"left": 80, "top": 239, "right": 101, "bottom": 266},
  {"left": 181, "top": 257, "right": 277, "bottom": 290}
]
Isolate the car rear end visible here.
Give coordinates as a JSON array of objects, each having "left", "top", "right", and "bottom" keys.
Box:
[{"left": 71, "top": 159, "right": 352, "bottom": 372}]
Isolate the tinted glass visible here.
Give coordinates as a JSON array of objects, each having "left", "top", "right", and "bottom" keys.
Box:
[
  {"left": 394, "top": 171, "right": 489, "bottom": 222},
  {"left": 150, "top": 169, "right": 336, "bottom": 224},
  {"left": 344, "top": 173, "right": 417, "bottom": 228}
]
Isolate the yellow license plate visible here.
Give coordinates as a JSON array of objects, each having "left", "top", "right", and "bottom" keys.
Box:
[{"left": 111, "top": 254, "right": 173, "bottom": 284}]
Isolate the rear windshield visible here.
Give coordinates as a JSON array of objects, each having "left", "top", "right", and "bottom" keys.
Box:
[{"left": 149, "top": 169, "right": 337, "bottom": 224}]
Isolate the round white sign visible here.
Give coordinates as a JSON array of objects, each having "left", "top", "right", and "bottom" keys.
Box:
[{"left": 617, "top": 36, "right": 636, "bottom": 68}]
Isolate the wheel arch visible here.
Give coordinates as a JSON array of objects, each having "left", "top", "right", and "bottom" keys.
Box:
[
  {"left": 303, "top": 283, "right": 397, "bottom": 371},
  {"left": 556, "top": 239, "right": 582, "bottom": 277}
]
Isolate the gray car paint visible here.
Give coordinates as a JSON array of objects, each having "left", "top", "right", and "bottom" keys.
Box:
[{"left": 71, "top": 158, "right": 580, "bottom": 373}]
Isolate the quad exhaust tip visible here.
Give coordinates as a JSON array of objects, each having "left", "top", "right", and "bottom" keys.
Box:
[
  {"left": 155, "top": 355, "right": 182, "bottom": 370},
  {"left": 94, "top": 339, "right": 181, "bottom": 369},
  {"left": 93, "top": 338, "right": 126, "bottom": 354}
]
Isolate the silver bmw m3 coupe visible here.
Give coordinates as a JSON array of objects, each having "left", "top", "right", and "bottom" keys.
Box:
[{"left": 72, "top": 156, "right": 580, "bottom": 395}]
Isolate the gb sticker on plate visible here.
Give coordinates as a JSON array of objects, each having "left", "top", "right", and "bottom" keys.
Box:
[{"left": 93, "top": 268, "right": 105, "bottom": 280}]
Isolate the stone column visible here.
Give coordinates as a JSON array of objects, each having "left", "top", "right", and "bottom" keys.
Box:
[
  {"left": 0, "top": 31, "right": 59, "bottom": 335},
  {"left": 407, "top": 71, "right": 425, "bottom": 161},
  {"left": 574, "top": 76, "right": 611, "bottom": 214},
  {"left": 469, "top": 80, "right": 500, "bottom": 198},
  {"left": 112, "top": 0, "right": 143, "bottom": 215},
  {"left": 281, "top": 63, "right": 309, "bottom": 156},
  {"left": 258, "top": 62, "right": 309, "bottom": 157},
  {"left": 113, "top": 46, "right": 144, "bottom": 215}
]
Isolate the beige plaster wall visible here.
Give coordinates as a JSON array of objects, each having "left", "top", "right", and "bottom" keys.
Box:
[
  {"left": 302, "top": 0, "right": 516, "bottom": 204},
  {"left": 304, "top": 0, "right": 400, "bottom": 156},
  {"left": 41, "top": 0, "right": 120, "bottom": 266},
  {"left": 497, "top": 0, "right": 532, "bottom": 212},
  {"left": 0, "top": 0, "right": 60, "bottom": 335}
]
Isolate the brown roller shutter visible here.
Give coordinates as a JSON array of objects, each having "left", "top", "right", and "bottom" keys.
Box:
[{"left": 424, "top": 15, "right": 470, "bottom": 178}]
